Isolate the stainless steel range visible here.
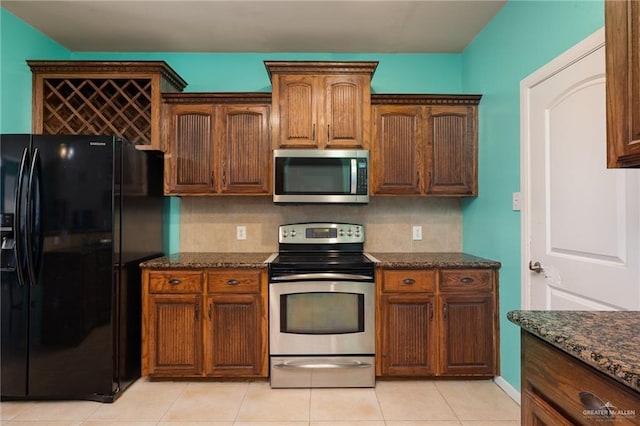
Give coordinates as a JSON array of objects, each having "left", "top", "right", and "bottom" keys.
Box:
[{"left": 268, "top": 222, "right": 375, "bottom": 388}]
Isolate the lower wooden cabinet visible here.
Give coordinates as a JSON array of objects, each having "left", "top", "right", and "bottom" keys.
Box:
[
  {"left": 204, "top": 269, "right": 267, "bottom": 377},
  {"left": 379, "top": 293, "right": 437, "bottom": 376},
  {"left": 521, "top": 331, "right": 640, "bottom": 425},
  {"left": 146, "top": 293, "right": 202, "bottom": 376},
  {"left": 439, "top": 293, "right": 495, "bottom": 375},
  {"left": 377, "top": 267, "right": 499, "bottom": 377},
  {"left": 142, "top": 268, "right": 268, "bottom": 378}
]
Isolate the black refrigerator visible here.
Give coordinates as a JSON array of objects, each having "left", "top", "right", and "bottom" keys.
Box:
[{"left": 0, "top": 134, "right": 164, "bottom": 402}]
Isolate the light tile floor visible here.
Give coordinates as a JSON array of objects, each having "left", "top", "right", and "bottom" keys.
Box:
[{"left": 1, "top": 379, "right": 521, "bottom": 425}]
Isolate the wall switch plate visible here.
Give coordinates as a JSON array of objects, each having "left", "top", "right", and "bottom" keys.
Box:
[
  {"left": 512, "top": 192, "right": 521, "bottom": 211},
  {"left": 412, "top": 225, "right": 423, "bottom": 241},
  {"left": 236, "top": 225, "right": 247, "bottom": 240}
]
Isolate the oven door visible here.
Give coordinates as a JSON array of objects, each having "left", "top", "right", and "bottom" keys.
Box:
[{"left": 269, "top": 280, "right": 375, "bottom": 356}]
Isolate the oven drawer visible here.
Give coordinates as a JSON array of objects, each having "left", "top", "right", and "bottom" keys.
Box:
[
  {"left": 148, "top": 271, "right": 203, "bottom": 293},
  {"left": 439, "top": 269, "right": 493, "bottom": 292},
  {"left": 270, "top": 356, "right": 375, "bottom": 388},
  {"left": 382, "top": 270, "right": 435, "bottom": 292},
  {"left": 208, "top": 269, "right": 261, "bottom": 293}
]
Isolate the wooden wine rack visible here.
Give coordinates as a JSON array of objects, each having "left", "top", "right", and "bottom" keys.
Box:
[{"left": 28, "top": 61, "right": 187, "bottom": 151}]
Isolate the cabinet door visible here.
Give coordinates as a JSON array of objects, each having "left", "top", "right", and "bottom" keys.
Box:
[
  {"left": 522, "top": 390, "right": 575, "bottom": 426},
  {"left": 605, "top": 0, "right": 640, "bottom": 167},
  {"left": 371, "top": 105, "right": 425, "bottom": 194},
  {"left": 378, "top": 294, "right": 437, "bottom": 376},
  {"left": 274, "top": 75, "right": 318, "bottom": 148},
  {"left": 323, "top": 75, "right": 369, "bottom": 148},
  {"left": 204, "top": 294, "right": 266, "bottom": 377},
  {"left": 439, "top": 293, "right": 495, "bottom": 376},
  {"left": 146, "top": 294, "right": 202, "bottom": 377},
  {"left": 219, "top": 105, "right": 271, "bottom": 194},
  {"left": 426, "top": 106, "right": 477, "bottom": 196},
  {"left": 165, "top": 104, "right": 216, "bottom": 194}
]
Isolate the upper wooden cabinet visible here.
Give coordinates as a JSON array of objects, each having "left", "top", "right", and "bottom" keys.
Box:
[
  {"left": 28, "top": 61, "right": 187, "bottom": 151},
  {"left": 162, "top": 93, "right": 271, "bottom": 196},
  {"left": 605, "top": 0, "right": 640, "bottom": 167},
  {"left": 371, "top": 95, "right": 480, "bottom": 196},
  {"left": 371, "top": 104, "right": 426, "bottom": 194},
  {"left": 265, "top": 61, "right": 378, "bottom": 149}
]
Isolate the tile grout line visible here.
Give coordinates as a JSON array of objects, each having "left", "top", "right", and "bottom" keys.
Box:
[
  {"left": 433, "top": 382, "right": 464, "bottom": 426},
  {"left": 232, "top": 381, "right": 252, "bottom": 425},
  {"left": 373, "top": 384, "right": 389, "bottom": 425},
  {"left": 155, "top": 381, "right": 192, "bottom": 425}
]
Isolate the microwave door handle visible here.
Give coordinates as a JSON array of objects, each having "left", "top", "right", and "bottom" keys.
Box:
[{"left": 351, "top": 158, "right": 357, "bottom": 194}]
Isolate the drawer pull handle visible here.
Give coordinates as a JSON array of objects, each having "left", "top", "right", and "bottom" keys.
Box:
[
  {"left": 168, "top": 278, "right": 182, "bottom": 285},
  {"left": 460, "top": 277, "right": 475, "bottom": 284},
  {"left": 402, "top": 278, "right": 416, "bottom": 285},
  {"left": 227, "top": 279, "right": 240, "bottom": 286}
]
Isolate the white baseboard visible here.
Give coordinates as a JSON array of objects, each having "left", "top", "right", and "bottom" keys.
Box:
[{"left": 493, "top": 376, "right": 521, "bottom": 405}]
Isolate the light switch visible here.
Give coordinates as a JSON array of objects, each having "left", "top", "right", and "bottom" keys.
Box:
[{"left": 512, "top": 192, "right": 521, "bottom": 211}]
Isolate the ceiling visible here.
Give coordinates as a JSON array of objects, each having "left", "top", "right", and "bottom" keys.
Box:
[{"left": 3, "top": 0, "right": 507, "bottom": 53}]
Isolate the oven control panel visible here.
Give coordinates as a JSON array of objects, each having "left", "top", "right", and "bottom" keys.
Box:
[{"left": 278, "top": 222, "right": 364, "bottom": 244}]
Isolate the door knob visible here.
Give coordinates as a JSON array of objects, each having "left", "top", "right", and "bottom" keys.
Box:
[{"left": 528, "top": 261, "right": 544, "bottom": 273}]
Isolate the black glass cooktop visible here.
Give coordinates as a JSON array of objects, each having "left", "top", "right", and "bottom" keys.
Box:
[{"left": 269, "top": 252, "right": 374, "bottom": 275}]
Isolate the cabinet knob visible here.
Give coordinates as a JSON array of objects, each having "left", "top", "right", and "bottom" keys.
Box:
[
  {"left": 402, "top": 278, "right": 416, "bottom": 285},
  {"left": 460, "top": 277, "right": 475, "bottom": 284},
  {"left": 168, "top": 278, "right": 182, "bottom": 285},
  {"left": 227, "top": 279, "right": 240, "bottom": 286}
]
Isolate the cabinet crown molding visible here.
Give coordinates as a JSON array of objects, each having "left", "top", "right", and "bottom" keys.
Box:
[
  {"left": 264, "top": 61, "right": 378, "bottom": 80},
  {"left": 27, "top": 60, "right": 188, "bottom": 91},
  {"left": 162, "top": 92, "right": 272, "bottom": 104},
  {"left": 371, "top": 94, "right": 482, "bottom": 105}
]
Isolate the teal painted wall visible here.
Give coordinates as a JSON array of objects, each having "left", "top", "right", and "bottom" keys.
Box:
[
  {"left": 72, "top": 51, "right": 462, "bottom": 94},
  {"left": 461, "top": 0, "right": 604, "bottom": 390},
  {"left": 0, "top": 8, "right": 70, "bottom": 132}
]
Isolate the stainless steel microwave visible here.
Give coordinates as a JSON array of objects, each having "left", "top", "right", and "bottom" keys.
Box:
[{"left": 273, "top": 149, "right": 369, "bottom": 204}]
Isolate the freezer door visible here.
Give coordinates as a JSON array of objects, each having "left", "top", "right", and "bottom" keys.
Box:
[
  {"left": 0, "top": 134, "right": 32, "bottom": 398},
  {"left": 27, "top": 135, "right": 117, "bottom": 399}
]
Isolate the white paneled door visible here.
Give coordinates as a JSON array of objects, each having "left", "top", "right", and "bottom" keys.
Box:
[{"left": 521, "top": 29, "right": 640, "bottom": 311}]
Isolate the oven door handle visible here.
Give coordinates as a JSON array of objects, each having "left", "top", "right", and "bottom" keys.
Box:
[
  {"left": 270, "top": 273, "right": 373, "bottom": 282},
  {"left": 272, "top": 359, "right": 372, "bottom": 369}
]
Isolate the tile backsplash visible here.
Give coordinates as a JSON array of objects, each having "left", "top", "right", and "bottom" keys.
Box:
[{"left": 180, "top": 197, "right": 462, "bottom": 253}]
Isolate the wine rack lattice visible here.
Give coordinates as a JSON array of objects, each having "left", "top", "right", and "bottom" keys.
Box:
[
  {"left": 42, "top": 78, "right": 153, "bottom": 145},
  {"left": 29, "top": 61, "right": 187, "bottom": 151}
]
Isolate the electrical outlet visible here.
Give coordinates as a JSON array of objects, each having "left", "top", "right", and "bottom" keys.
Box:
[
  {"left": 236, "top": 225, "right": 247, "bottom": 240},
  {"left": 512, "top": 192, "right": 521, "bottom": 211},
  {"left": 412, "top": 225, "right": 422, "bottom": 241}
]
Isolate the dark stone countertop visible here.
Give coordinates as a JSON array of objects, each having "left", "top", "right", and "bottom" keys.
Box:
[
  {"left": 140, "top": 252, "right": 275, "bottom": 269},
  {"left": 508, "top": 310, "right": 640, "bottom": 394},
  {"left": 368, "top": 252, "right": 501, "bottom": 269},
  {"left": 141, "top": 251, "right": 501, "bottom": 270}
]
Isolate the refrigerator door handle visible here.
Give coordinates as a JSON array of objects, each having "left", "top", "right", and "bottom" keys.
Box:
[
  {"left": 14, "top": 147, "right": 29, "bottom": 286},
  {"left": 25, "top": 148, "right": 42, "bottom": 286}
]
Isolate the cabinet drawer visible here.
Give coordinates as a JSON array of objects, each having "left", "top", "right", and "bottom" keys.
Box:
[
  {"left": 149, "top": 271, "right": 203, "bottom": 293},
  {"left": 382, "top": 270, "right": 435, "bottom": 292},
  {"left": 439, "top": 269, "right": 493, "bottom": 292},
  {"left": 523, "top": 332, "right": 640, "bottom": 425},
  {"left": 208, "top": 269, "right": 261, "bottom": 293}
]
